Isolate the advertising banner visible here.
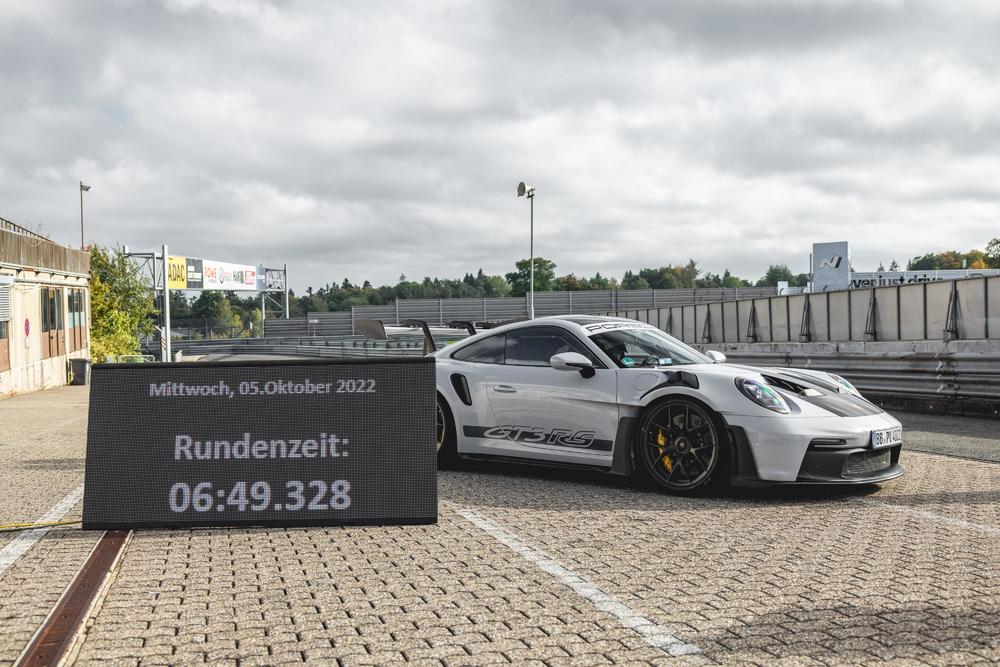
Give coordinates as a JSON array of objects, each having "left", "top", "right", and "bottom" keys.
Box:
[
  {"left": 812, "top": 241, "right": 851, "bottom": 291},
  {"left": 83, "top": 357, "right": 438, "bottom": 529},
  {"left": 203, "top": 260, "right": 258, "bottom": 290},
  {"left": 185, "top": 258, "right": 204, "bottom": 289},
  {"left": 167, "top": 256, "right": 188, "bottom": 290}
]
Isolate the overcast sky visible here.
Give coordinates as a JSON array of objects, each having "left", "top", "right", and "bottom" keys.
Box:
[{"left": 2, "top": 0, "right": 999, "bottom": 291}]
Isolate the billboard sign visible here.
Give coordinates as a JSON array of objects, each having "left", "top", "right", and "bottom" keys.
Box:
[
  {"left": 185, "top": 258, "right": 204, "bottom": 289},
  {"left": 83, "top": 357, "right": 438, "bottom": 529},
  {"left": 812, "top": 242, "right": 851, "bottom": 291},
  {"left": 167, "top": 256, "right": 188, "bottom": 290},
  {"left": 203, "top": 261, "right": 258, "bottom": 290}
]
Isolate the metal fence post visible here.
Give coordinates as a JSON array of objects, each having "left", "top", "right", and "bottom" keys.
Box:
[
  {"left": 395, "top": 299, "right": 400, "bottom": 325},
  {"left": 569, "top": 291, "right": 573, "bottom": 313},
  {"left": 864, "top": 289, "right": 878, "bottom": 342},
  {"left": 944, "top": 282, "right": 959, "bottom": 341},
  {"left": 439, "top": 298, "right": 444, "bottom": 325}
]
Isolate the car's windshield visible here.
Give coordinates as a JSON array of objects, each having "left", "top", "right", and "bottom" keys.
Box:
[{"left": 590, "top": 327, "right": 712, "bottom": 368}]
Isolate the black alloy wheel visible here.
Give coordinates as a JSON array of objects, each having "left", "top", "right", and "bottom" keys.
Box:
[{"left": 638, "top": 397, "right": 724, "bottom": 493}]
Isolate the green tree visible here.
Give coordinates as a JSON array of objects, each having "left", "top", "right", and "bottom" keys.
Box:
[
  {"left": 620, "top": 270, "right": 650, "bottom": 290},
  {"left": 191, "top": 291, "right": 244, "bottom": 337},
  {"left": 89, "top": 245, "right": 156, "bottom": 361},
  {"left": 756, "top": 264, "right": 797, "bottom": 287},
  {"left": 987, "top": 238, "right": 1000, "bottom": 268},
  {"left": 505, "top": 257, "right": 557, "bottom": 296},
  {"left": 908, "top": 253, "right": 941, "bottom": 270}
]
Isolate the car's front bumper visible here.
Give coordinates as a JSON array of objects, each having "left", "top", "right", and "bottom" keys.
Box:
[{"left": 725, "top": 412, "right": 904, "bottom": 485}]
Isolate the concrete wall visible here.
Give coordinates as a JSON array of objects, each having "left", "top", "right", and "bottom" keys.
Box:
[{"left": 608, "top": 276, "right": 1000, "bottom": 346}]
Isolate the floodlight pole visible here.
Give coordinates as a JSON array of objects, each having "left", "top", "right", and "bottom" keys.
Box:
[
  {"left": 517, "top": 182, "right": 536, "bottom": 319},
  {"left": 529, "top": 192, "right": 534, "bottom": 319},
  {"left": 79, "top": 181, "right": 90, "bottom": 249}
]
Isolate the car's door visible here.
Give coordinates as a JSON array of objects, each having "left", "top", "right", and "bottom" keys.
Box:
[{"left": 466, "top": 325, "right": 619, "bottom": 466}]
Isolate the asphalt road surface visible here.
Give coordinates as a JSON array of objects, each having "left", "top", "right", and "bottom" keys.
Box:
[{"left": 0, "top": 386, "right": 997, "bottom": 666}]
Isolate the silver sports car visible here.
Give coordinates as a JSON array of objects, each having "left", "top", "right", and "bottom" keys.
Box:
[{"left": 432, "top": 315, "right": 903, "bottom": 493}]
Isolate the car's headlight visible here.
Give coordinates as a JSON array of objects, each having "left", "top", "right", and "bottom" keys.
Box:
[
  {"left": 828, "top": 373, "right": 860, "bottom": 396},
  {"left": 735, "top": 377, "right": 790, "bottom": 414}
]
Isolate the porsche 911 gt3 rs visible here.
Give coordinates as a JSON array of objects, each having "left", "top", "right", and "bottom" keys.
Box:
[{"left": 433, "top": 315, "right": 903, "bottom": 492}]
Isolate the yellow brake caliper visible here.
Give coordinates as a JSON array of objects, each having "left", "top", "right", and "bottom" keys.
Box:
[{"left": 657, "top": 429, "right": 673, "bottom": 472}]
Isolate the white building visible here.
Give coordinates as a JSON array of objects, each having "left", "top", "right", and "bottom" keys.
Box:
[{"left": 0, "top": 219, "right": 91, "bottom": 397}]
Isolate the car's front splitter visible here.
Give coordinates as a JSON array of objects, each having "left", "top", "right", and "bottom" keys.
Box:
[{"left": 725, "top": 412, "right": 905, "bottom": 485}]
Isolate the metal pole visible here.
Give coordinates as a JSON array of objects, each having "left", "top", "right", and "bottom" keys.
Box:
[
  {"left": 261, "top": 291, "right": 266, "bottom": 333},
  {"left": 283, "top": 264, "right": 290, "bottom": 318},
  {"left": 162, "top": 244, "right": 171, "bottom": 362},
  {"left": 529, "top": 194, "right": 534, "bottom": 319},
  {"left": 79, "top": 182, "right": 85, "bottom": 249}
]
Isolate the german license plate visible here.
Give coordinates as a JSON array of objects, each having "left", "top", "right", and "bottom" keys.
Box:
[{"left": 871, "top": 427, "right": 902, "bottom": 448}]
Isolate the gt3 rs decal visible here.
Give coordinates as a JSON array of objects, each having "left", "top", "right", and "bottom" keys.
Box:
[{"left": 463, "top": 425, "right": 614, "bottom": 451}]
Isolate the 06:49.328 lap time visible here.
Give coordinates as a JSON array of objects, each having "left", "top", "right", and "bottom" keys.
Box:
[{"left": 168, "top": 480, "right": 351, "bottom": 513}]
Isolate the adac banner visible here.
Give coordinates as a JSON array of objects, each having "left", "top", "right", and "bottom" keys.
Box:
[
  {"left": 167, "top": 256, "right": 188, "bottom": 290},
  {"left": 203, "top": 260, "right": 258, "bottom": 290}
]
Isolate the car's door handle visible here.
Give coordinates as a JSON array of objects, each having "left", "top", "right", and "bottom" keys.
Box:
[{"left": 493, "top": 385, "right": 517, "bottom": 393}]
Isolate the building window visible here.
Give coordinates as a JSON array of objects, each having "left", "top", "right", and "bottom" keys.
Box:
[
  {"left": 40, "top": 287, "right": 65, "bottom": 358},
  {"left": 0, "top": 320, "right": 9, "bottom": 372}
]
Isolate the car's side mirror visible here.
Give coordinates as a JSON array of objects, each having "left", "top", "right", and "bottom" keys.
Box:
[
  {"left": 706, "top": 350, "right": 726, "bottom": 364},
  {"left": 550, "top": 352, "right": 596, "bottom": 378}
]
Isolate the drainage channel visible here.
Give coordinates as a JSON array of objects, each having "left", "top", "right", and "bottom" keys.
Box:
[{"left": 15, "top": 531, "right": 130, "bottom": 667}]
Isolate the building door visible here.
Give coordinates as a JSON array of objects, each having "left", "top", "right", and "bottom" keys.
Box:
[
  {"left": 0, "top": 320, "right": 9, "bottom": 372},
  {"left": 41, "top": 287, "right": 64, "bottom": 358}
]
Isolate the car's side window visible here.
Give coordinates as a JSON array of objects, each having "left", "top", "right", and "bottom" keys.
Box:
[
  {"left": 451, "top": 333, "right": 506, "bottom": 364},
  {"left": 504, "top": 327, "right": 602, "bottom": 367}
]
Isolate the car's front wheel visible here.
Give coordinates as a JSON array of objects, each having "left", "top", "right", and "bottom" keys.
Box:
[{"left": 637, "top": 396, "right": 728, "bottom": 493}]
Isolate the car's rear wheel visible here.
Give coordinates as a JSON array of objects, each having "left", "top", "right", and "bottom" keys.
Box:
[
  {"left": 436, "top": 395, "right": 457, "bottom": 466},
  {"left": 637, "top": 396, "right": 727, "bottom": 493}
]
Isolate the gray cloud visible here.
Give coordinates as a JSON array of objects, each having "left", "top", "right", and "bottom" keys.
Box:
[{"left": 1, "top": 0, "right": 999, "bottom": 290}]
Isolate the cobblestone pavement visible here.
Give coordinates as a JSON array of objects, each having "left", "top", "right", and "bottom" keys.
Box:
[
  {"left": 0, "top": 386, "right": 997, "bottom": 666},
  {"left": 894, "top": 411, "right": 1000, "bottom": 463}
]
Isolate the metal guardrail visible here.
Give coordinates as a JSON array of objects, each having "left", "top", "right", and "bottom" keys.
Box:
[
  {"left": 0, "top": 216, "right": 48, "bottom": 240},
  {"left": 709, "top": 349, "right": 1000, "bottom": 405}
]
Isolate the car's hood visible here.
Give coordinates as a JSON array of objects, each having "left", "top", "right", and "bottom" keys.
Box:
[{"left": 622, "top": 363, "right": 883, "bottom": 418}]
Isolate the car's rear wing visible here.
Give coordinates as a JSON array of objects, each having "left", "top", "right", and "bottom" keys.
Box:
[
  {"left": 354, "top": 319, "right": 473, "bottom": 355},
  {"left": 356, "top": 317, "right": 528, "bottom": 354}
]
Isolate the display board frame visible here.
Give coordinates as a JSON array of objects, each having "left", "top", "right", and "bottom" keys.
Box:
[{"left": 83, "top": 356, "right": 437, "bottom": 530}]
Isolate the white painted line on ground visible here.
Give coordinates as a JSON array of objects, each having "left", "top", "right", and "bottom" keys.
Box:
[
  {"left": 0, "top": 482, "right": 85, "bottom": 578},
  {"left": 455, "top": 507, "right": 700, "bottom": 657},
  {"left": 862, "top": 498, "right": 1000, "bottom": 536}
]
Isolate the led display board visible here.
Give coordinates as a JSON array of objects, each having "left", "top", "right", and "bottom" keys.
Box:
[{"left": 83, "top": 357, "right": 437, "bottom": 529}]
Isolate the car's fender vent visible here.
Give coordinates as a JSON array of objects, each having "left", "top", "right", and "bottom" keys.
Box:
[
  {"left": 450, "top": 373, "right": 473, "bottom": 406},
  {"left": 842, "top": 449, "right": 892, "bottom": 477}
]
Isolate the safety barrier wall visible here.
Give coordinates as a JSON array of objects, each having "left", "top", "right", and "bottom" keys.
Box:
[
  {"left": 263, "top": 286, "right": 777, "bottom": 338},
  {"left": 601, "top": 276, "right": 999, "bottom": 344}
]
